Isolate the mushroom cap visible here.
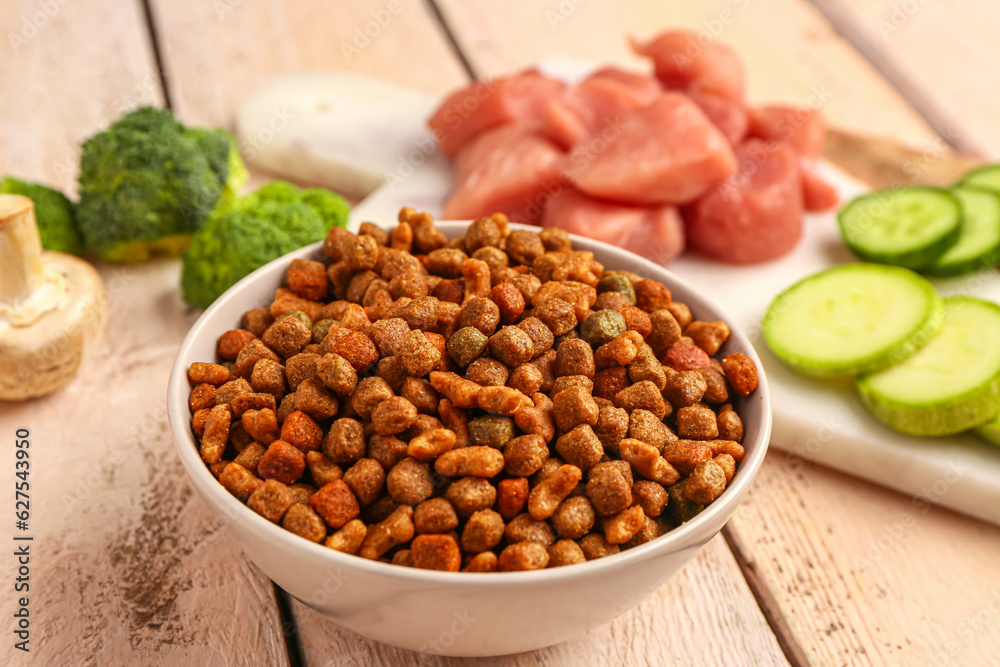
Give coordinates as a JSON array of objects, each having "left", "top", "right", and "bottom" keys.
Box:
[{"left": 0, "top": 250, "right": 107, "bottom": 400}]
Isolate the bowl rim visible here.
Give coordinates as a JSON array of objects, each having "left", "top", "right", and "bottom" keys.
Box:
[{"left": 168, "top": 221, "right": 771, "bottom": 586}]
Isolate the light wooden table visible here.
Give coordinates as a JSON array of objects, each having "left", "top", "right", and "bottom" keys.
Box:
[{"left": 2, "top": 1, "right": 999, "bottom": 665}]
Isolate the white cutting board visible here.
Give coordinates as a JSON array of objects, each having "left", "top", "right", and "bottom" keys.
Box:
[{"left": 238, "top": 63, "right": 1000, "bottom": 525}]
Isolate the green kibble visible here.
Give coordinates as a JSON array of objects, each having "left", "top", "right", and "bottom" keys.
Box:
[
  {"left": 448, "top": 326, "right": 488, "bottom": 367},
  {"left": 553, "top": 329, "right": 580, "bottom": 348},
  {"left": 666, "top": 480, "right": 704, "bottom": 526},
  {"left": 468, "top": 416, "right": 516, "bottom": 449},
  {"left": 581, "top": 309, "right": 626, "bottom": 347},
  {"left": 278, "top": 309, "right": 313, "bottom": 330},
  {"left": 312, "top": 319, "right": 336, "bottom": 344},
  {"left": 597, "top": 274, "right": 636, "bottom": 305}
]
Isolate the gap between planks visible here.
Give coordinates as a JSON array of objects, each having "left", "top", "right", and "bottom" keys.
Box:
[{"left": 139, "top": 0, "right": 174, "bottom": 109}]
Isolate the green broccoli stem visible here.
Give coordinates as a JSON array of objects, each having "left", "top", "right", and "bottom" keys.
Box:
[{"left": 0, "top": 195, "right": 45, "bottom": 308}]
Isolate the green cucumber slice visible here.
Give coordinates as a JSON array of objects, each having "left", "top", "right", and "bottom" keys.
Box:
[
  {"left": 974, "top": 415, "right": 1000, "bottom": 446},
  {"left": 924, "top": 187, "right": 1000, "bottom": 277},
  {"left": 763, "top": 264, "right": 942, "bottom": 378},
  {"left": 837, "top": 187, "right": 962, "bottom": 269},
  {"left": 857, "top": 296, "right": 1000, "bottom": 436},
  {"left": 958, "top": 163, "right": 1000, "bottom": 193}
]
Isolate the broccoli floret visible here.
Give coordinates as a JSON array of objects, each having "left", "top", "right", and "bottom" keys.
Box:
[
  {"left": 180, "top": 182, "right": 350, "bottom": 309},
  {"left": 0, "top": 177, "right": 83, "bottom": 255},
  {"left": 76, "top": 106, "right": 248, "bottom": 264}
]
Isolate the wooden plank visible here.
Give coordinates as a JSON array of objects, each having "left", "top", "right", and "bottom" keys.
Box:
[
  {"left": 812, "top": 0, "right": 998, "bottom": 158},
  {"left": 290, "top": 536, "right": 790, "bottom": 666},
  {"left": 147, "top": 0, "right": 469, "bottom": 131},
  {"left": 433, "top": 1, "right": 1000, "bottom": 664},
  {"left": 433, "top": 0, "right": 941, "bottom": 150},
  {"left": 0, "top": 1, "right": 289, "bottom": 665}
]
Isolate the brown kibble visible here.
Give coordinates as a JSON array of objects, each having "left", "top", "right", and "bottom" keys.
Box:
[
  {"left": 281, "top": 411, "right": 323, "bottom": 452},
  {"left": 326, "top": 330, "right": 379, "bottom": 373},
  {"left": 242, "top": 308, "right": 275, "bottom": 338},
  {"left": 722, "top": 353, "right": 758, "bottom": 396},
  {"left": 555, "top": 425, "right": 604, "bottom": 470},
  {"left": 367, "top": 434, "right": 409, "bottom": 470},
  {"left": 360, "top": 505, "right": 415, "bottom": 560},
  {"left": 621, "top": 306, "right": 652, "bottom": 337},
  {"left": 496, "top": 477, "right": 530, "bottom": 521},
  {"left": 685, "top": 460, "right": 727, "bottom": 504},
  {"left": 391, "top": 221, "right": 414, "bottom": 252},
  {"left": 489, "top": 283, "right": 526, "bottom": 325},
  {"left": 593, "top": 330, "right": 644, "bottom": 369},
  {"left": 270, "top": 288, "right": 323, "bottom": 322},
  {"left": 708, "top": 439, "right": 745, "bottom": 461},
  {"left": 646, "top": 309, "right": 682, "bottom": 355},
  {"left": 258, "top": 440, "right": 306, "bottom": 485},
  {"left": 477, "top": 385, "right": 531, "bottom": 416},
  {"left": 326, "top": 519, "right": 367, "bottom": 554},
  {"left": 189, "top": 383, "right": 216, "bottom": 412},
  {"left": 281, "top": 503, "right": 327, "bottom": 543},
  {"left": 309, "top": 479, "right": 361, "bottom": 528},
  {"left": 550, "top": 496, "right": 595, "bottom": 540},
  {"left": 498, "top": 541, "right": 549, "bottom": 571},
  {"left": 322, "top": 417, "right": 366, "bottom": 463},
  {"left": 677, "top": 404, "right": 720, "bottom": 440},
  {"left": 446, "top": 476, "right": 496, "bottom": 517},
  {"left": 698, "top": 367, "right": 730, "bottom": 404},
  {"left": 407, "top": 428, "right": 457, "bottom": 462},
  {"left": 528, "top": 464, "right": 582, "bottom": 520},
  {"left": 461, "top": 509, "right": 505, "bottom": 554},
  {"left": 214, "top": 378, "right": 252, "bottom": 407},
  {"left": 628, "top": 409, "right": 676, "bottom": 451},
  {"left": 220, "top": 462, "right": 263, "bottom": 501},
  {"left": 393, "top": 329, "right": 442, "bottom": 377},
  {"left": 386, "top": 457, "right": 434, "bottom": 505},
  {"left": 634, "top": 279, "right": 672, "bottom": 311},
  {"left": 230, "top": 392, "right": 276, "bottom": 418},
  {"left": 507, "top": 363, "right": 543, "bottom": 397},
  {"left": 552, "top": 385, "right": 599, "bottom": 431},
  {"left": 427, "top": 371, "right": 479, "bottom": 409},
  {"left": 370, "top": 396, "right": 418, "bottom": 436},
  {"left": 633, "top": 480, "right": 669, "bottom": 518},
  {"left": 592, "top": 367, "right": 629, "bottom": 401},
  {"left": 466, "top": 357, "right": 509, "bottom": 387},
  {"left": 316, "top": 353, "right": 358, "bottom": 395},
  {"left": 295, "top": 379, "right": 340, "bottom": 420},
  {"left": 287, "top": 259, "right": 329, "bottom": 301},
  {"left": 200, "top": 404, "right": 231, "bottom": 465},
  {"left": 188, "top": 362, "right": 230, "bottom": 387},
  {"left": 532, "top": 348, "right": 558, "bottom": 393},
  {"left": 218, "top": 329, "right": 257, "bottom": 361},
  {"left": 457, "top": 296, "right": 500, "bottom": 336},
  {"left": 614, "top": 380, "right": 668, "bottom": 419},
  {"left": 548, "top": 540, "right": 587, "bottom": 567},
  {"left": 262, "top": 316, "right": 313, "bottom": 359},
  {"left": 241, "top": 408, "right": 278, "bottom": 446},
  {"left": 411, "top": 534, "right": 461, "bottom": 572},
  {"left": 628, "top": 343, "right": 667, "bottom": 390},
  {"left": 661, "top": 439, "right": 714, "bottom": 476},
  {"left": 539, "top": 227, "right": 571, "bottom": 252},
  {"left": 489, "top": 326, "right": 534, "bottom": 368},
  {"left": 603, "top": 504, "right": 646, "bottom": 544},
  {"left": 250, "top": 359, "right": 287, "bottom": 398},
  {"left": 285, "top": 352, "right": 321, "bottom": 390},
  {"left": 464, "top": 217, "right": 501, "bottom": 252},
  {"left": 503, "top": 434, "right": 549, "bottom": 476},
  {"left": 619, "top": 438, "right": 681, "bottom": 485},
  {"left": 579, "top": 533, "right": 620, "bottom": 560},
  {"left": 414, "top": 497, "right": 459, "bottom": 535},
  {"left": 714, "top": 453, "right": 737, "bottom": 483},
  {"left": 343, "top": 234, "right": 379, "bottom": 271},
  {"left": 555, "top": 338, "right": 596, "bottom": 378},
  {"left": 504, "top": 513, "right": 556, "bottom": 547},
  {"left": 233, "top": 442, "right": 267, "bottom": 474},
  {"left": 397, "top": 296, "right": 439, "bottom": 330},
  {"left": 462, "top": 258, "right": 492, "bottom": 302},
  {"left": 663, "top": 370, "right": 708, "bottom": 409},
  {"left": 585, "top": 462, "right": 633, "bottom": 516},
  {"left": 342, "top": 458, "right": 386, "bottom": 506},
  {"left": 434, "top": 446, "right": 505, "bottom": 478},
  {"left": 685, "top": 320, "right": 730, "bottom": 356},
  {"left": 594, "top": 404, "right": 628, "bottom": 452},
  {"left": 517, "top": 316, "right": 555, "bottom": 359},
  {"left": 533, "top": 298, "right": 576, "bottom": 335},
  {"left": 438, "top": 398, "right": 470, "bottom": 448},
  {"left": 352, "top": 377, "right": 394, "bottom": 420},
  {"left": 248, "top": 479, "right": 295, "bottom": 523},
  {"left": 464, "top": 551, "right": 499, "bottom": 572},
  {"left": 667, "top": 301, "right": 693, "bottom": 328},
  {"left": 360, "top": 221, "right": 390, "bottom": 246}
]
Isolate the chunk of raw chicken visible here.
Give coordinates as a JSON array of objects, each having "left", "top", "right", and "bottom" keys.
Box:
[
  {"left": 542, "top": 187, "right": 685, "bottom": 263},
  {"left": 687, "top": 91, "right": 748, "bottom": 145},
  {"left": 428, "top": 70, "right": 565, "bottom": 159},
  {"left": 443, "top": 124, "right": 566, "bottom": 224},
  {"left": 540, "top": 67, "right": 661, "bottom": 149},
  {"left": 747, "top": 105, "right": 825, "bottom": 157},
  {"left": 685, "top": 139, "right": 804, "bottom": 264},
  {"left": 566, "top": 93, "right": 736, "bottom": 205},
  {"left": 800, "top": 158, "right": 840, "bottom": 211},
  {"left": 630, "top": 31, "right": 746, "bottom": 101}
]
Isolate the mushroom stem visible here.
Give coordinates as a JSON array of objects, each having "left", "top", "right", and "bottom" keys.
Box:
[{"left": 0, "top": 195, "right": 45, "bottom": 308}]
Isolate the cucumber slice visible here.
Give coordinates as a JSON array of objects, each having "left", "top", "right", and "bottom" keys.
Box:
[
  {"left": 974, "top": 415, "right": 1000, "bottom": 446},
  {"left": 763, "top": 264, "right": 942, "bottom": 377},
  {"left": 958, "top": 163, "right": 1000, "bottom": 193},
  {"left": 857, "top": 297, "right": 1000, "bottom": 436},
  {"left": 924, "top": 187, "right": 1000, "bottom": 277},
  {"left": 838, "top": 187, "right": 962, "bottom": 269}
]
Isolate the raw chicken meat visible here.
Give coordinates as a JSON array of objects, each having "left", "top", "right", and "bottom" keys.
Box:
[
  {"left": 687, "top": 91, "right": 748, "bottom": 145},
  {"left": 630, "top": 32, "right": 746, "bottom": 101},
  {"left": 685, "top": 139, "right": 804, "bottom": 264},
  {"left": 748, "top": 105, "right": 825, "bottom": 157},
  {"left": 543, "top": 187, "right": 685, "bottom": 263},
  {"left": 566, "top": 93, "right": 737, "bottom": 205},
  {"left": 444, "top": 124, "right": 566, "bottom": 224},
  {"left": 800, "top": 158, "right": 840, "bottom": 211},
  {"left": 428, "top": 70, "right": 565, "bottom": 159},
  {"left": 540, "top": 67, "right": 661, "bottom": 149}
]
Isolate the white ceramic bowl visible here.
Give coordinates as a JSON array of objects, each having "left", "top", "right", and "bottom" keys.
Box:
[{"left": 167, "top": 222, "right": 771, "bottom": 657}]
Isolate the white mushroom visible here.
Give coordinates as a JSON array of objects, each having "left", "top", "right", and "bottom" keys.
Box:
[{"left": 0, "top": 194, "right": 106, "bottom": 400}]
